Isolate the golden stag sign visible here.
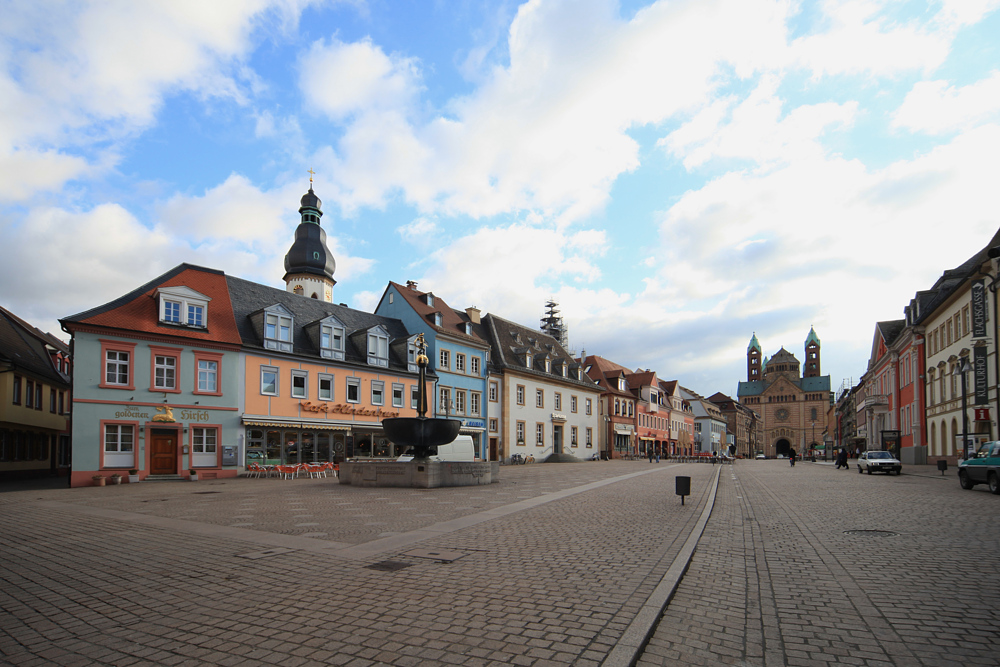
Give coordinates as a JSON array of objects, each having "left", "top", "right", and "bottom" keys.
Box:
[{"left": 152, "top": 405, "right": 176, "bottom": 423}]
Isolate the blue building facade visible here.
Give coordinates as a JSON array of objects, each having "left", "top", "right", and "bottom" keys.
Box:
[{"left": 375, "top": 281, "right": 492, "bottom": 459}]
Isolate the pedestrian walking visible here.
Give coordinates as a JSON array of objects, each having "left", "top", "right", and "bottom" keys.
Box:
[
  {"left": 649, "top": 450, "right": 654, "bottom": 463},
  {"left": 835, "top": 448, "right": 848, "bottom": 469},
  {"left": 789, "top": 449, "right": 796, "bottom": 467}
]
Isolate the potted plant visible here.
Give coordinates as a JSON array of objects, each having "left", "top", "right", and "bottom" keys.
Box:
[
  {"left": 92, "top": 475, "right": 105, "bottom": 487},
  {"left": 128, "top": 469, "right": 139, "bottom": 483},
  {"left": 109, "top": 473, "right": 122, "bottom": 485},
  {"left": 189, "top": 469, "right": 198, "bottom": 481}
]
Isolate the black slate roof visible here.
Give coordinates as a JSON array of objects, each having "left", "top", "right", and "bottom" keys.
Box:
[
  {"left": 483, "top": 313, "right": 598, "bottom": 391},
  {"left": 225, "top": 275, "right": 419, "bottom": 373},
  {"left": 0, "top": 306, "right": 70, "bottom": 386}
]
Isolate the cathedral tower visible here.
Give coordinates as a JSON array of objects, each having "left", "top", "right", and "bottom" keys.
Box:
[
  {"left": 747, "top": 333, "right": 762, "bottom": 382},
  {"left": 283, "top": 181, "right": 336, "bottom": 302},
  {"left": 804, "top": 327, "right": 821, "bottom": 378}
]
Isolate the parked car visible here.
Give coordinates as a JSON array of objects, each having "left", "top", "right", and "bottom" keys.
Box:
[
  {"left": 958, "top": 441, "right": 1000, "bottom": 494},
  {"left": 857, "top": 450, "right": 902, "bottom": 475},
  {"left": 755, "top": 453, "right": 767, "bottom": 460}
]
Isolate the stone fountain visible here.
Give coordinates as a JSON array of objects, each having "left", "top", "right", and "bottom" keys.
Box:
[{"left": 339, "top": 334, "right": 498, "bottom": 487}]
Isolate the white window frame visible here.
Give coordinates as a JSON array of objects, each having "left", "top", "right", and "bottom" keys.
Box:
[
  {"left": 470, "top": 392, "right": 480, "bottom": 416},
  {"left": 516, "top": 421, "right": 525, "bottom": 443},
  {"left": 260, "top": 366, "right": 279, "bottom": 396},
  {"left": 104, "top": 424, "right": 134, "bottom": 467},
  {"left": 371, "top": 381, "right": 385, "bottom": 406},
  {"left": 489, "top": 418, "right": 498, "bottom": 432},
  {"left": 156, "top": 286, "right": 210, "bottom": 329},
  {"left": 411, "top": 385, "right": 419, "bottom": 409},
  {"left": 455, "top": 389, "right": 466, "bottom": 414},
  {"left": 536, "top": 423, "right": 544, "bottom": 445},
  {"left": 197, "top": 359, "right": 217, "bottom": 393},
  {"left": 439, "top": 349, "right": 450, "bottom": 370},
  {"left": 191, "top": 427, "right": 217, "bottom": 467},
  {"left": 367, "top": 327, "right": 389, "bottom": 368},
  {"left": 516, "top": 385, "right": 525, "bottom": 405},
  {"left": 264, "top": 306, "right": 294, "bottom": 353},
  {"left": 320, "top": 319, "right": 346, "bottom": 361},
  {"left": 571, "top": 395, "right": 578, "bottom": 413},
  {"left": 291, "top": 370, "right": 308, "bottom": 399},
  {"left": 106, "top": 350, "right": 130, "bottom": 386},
  {"left": 346, "top": 377, "right": 361, "bottom": 403},
  {"left": 392, "top": 383, "right": 404, "bottom": 408},
  {"left": 571, "top": 426, "right": 578, "bottom": 446},
  {"left": 490, "top": 381, "right": 499, "bottom": 402},
  {"left": 456, "top": 353, "right": 466, "bottom": 373},
  {"left": 439, "top": 387, "right": 452, "bottom": 414},
  {"left": 554, "top": 393, "right": 562, "bottom": 411},
  {"left": 586, "top": 427, "right": 593, "bottom": 447},
  {"left": 471, "top": 356, "right": 480, "bottom": 376},
  {"left": 154, "top": 355, "right": 176, "bottom": 390},
  {"left": 586, "top": 398, "right": 592, "bottom": 415},
  {"left": 318, "top": 374, "right": 334, "bottom": 401},
  {"left": 536, "top": 389, "right": 544, "bottom": 408}
]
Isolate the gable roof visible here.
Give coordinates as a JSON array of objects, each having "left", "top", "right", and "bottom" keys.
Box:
[
  {"left": 580, "top": 354, "right": 634, "bottom": 396},
  {"left": 483, "top": 313, "right": 596, "bottom": 391},
  {"left": 0, "top": 306, "right": 70, "bottom": 386},
  {"left": 381, "top": 281, "right": 489, "bottom": 347},
  {"left": 62, "top": 263, "right": 242, "bottom": 346}
]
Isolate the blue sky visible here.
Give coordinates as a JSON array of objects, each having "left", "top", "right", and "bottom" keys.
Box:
[{"left": 3, "top": 0, "right": 999, "bottom": 398}]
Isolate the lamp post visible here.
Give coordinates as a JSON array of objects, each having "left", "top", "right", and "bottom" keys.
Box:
[
  {"left": 960, "top": 357, "right": 972, "bottom": 459},
  {"left": 811, "top": 420, "right": 816, "bottom": 459}
]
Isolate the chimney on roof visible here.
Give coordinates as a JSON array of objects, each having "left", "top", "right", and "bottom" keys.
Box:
[
  {"left": 406, "top": 280, "right": 418, "bottom": 291},
  {"left": 466, "top": 306, "right": 481, "bottom": 324}
]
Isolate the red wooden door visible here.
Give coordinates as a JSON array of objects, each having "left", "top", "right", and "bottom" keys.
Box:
[{"left": 150, "top": 432, "right": 177, "bottom": 474}]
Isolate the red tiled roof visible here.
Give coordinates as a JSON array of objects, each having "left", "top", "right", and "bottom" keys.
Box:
[
  {"left": 66, "top": 265, "right": 242, "bottom": 345},
  {"left": 386, "top": 281, "right": 484, "bottom": 343}
]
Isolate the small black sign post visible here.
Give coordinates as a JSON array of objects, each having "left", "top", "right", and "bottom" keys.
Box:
[{"left": 676, "top": 476, "right": 690, "bottom": 505}]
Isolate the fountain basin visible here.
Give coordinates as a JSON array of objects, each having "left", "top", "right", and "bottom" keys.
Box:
[{"left": 381, "top": 416, "right": 461, "bottom": 459}]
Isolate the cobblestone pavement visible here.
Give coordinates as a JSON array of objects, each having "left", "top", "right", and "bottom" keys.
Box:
[
  {"left": 0, "top": 461, "right": 716, "bottom": 666},
  {"left": 2, "top": 460, "right": 997, "bottom": 667},
  {"left": 639, "top": 460, "right": 1000, "bottom": 667}
]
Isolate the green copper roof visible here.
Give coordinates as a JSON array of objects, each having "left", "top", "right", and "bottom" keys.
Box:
[
  {"left": 805, "top": 326, "right": 820, "bottom": 347},
  {"left": 748, "top": 333, "right": 761, "bottom": 353}
]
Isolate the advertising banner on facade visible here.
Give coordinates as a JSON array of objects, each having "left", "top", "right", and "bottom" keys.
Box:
[
  {"left": 974, "top": 345, "right": 989, "bottom": 404},
  {"left": 972, "top": 279, "right": 987, "bottom": 337}
]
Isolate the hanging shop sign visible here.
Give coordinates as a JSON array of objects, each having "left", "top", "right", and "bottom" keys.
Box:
[
  {"left": 972, "top": 279, "right": 987, "bottom": 338},
  {"left": 974, "top": 345, "right": 989, "bottom": 405}
]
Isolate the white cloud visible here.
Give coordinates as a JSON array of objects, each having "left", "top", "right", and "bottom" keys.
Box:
[
  {"left": 299, "top": 37, "right": 423, "bottom": 121},
  {"left": 659, "top": 75, "right": 858, "bottom": 170},
  {"left": 0, "top": 0, "right": 321, "bottom": 202},
  {"left": 892, "top": 71, "right": 1000, "bottom": 134}
]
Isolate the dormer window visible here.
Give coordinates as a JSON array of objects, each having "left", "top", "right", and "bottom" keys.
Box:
[
  {"left": 367, "top": 326, "right": 389, "bottom": 367},
  {"left": 525, "top": 352, "right": 532, "bottom": 368},
  {"left": 425, "top": 293, "right": 434, "bottom": 307},
  {"left": 464, "top": 322, "right": 472, "bottom": 335},
  {"left": 157, "top": 286, "right": 210, "bottom": 329},
  {"left": 320, "top": 323, "right": 345, "bottom": 360},
  {"left": 407, "top": 338, "right": 419, "bottom": 372},
  {"left": 434, "top": 313, "right": 443, "bottom": 326},
  {"left": 545, "top": 358, "right": 551, "bottom": 373},
  {"left": 618, "top": 377, "right": 627, "bottom": 391},
  {"left": 262, "top": 304, "right": 294, "bottom": 352}
]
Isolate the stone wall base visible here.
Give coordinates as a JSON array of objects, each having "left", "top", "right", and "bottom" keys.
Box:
[{"left": 339, "top": 460, "right": 499, "bottom": 487}]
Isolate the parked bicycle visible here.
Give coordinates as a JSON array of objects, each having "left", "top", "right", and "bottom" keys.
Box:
[{"left": 509, "top": 453, "right": 525, "bottom": 465}]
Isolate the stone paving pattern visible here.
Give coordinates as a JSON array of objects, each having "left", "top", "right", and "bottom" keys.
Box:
[
  {"left": 640, "top": 461, "right": 1000, "bottom": 667},
  {"left": 1, "top": 459, "right": 998, "bottom": 666}
]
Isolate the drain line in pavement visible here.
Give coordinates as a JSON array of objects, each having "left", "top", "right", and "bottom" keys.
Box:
[{"left": 601, "top": 465, "right": 722, "bottom": 667}]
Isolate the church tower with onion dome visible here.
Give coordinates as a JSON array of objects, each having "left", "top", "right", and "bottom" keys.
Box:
[{"left": 283, "top": 174, "right": 336, "bottom": 302}]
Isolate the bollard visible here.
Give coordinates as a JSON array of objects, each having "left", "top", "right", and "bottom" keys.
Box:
[
  {"left": 937, "top": 459, "right": 948, "bottom": 475},
  {"left": 676, "top": 476, "right": 691, "bottom": 505}
]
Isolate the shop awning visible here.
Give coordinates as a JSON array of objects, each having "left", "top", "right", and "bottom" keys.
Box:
[{"left": 242, "top": 418, "right": 350, "bottom": 431}]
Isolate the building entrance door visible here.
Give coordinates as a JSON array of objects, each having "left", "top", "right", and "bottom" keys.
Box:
[
  {"left": 150, "top": 429, "right": 177, "bottom": 475},
  {"left": 553, "top": 425, "right": 563, "bottom": 454},
  {"left": 490, "top": 437, "right": 498, "bottom": 461}
]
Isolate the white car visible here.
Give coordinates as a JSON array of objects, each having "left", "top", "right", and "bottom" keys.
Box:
[
  {"left": 755, "top": 454, "right": 767, "bottom": 460},
  {"left": 858, "top": 450, "right": 902, "bottom": 475}
]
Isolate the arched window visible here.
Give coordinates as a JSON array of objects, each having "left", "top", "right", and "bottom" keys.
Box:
[
  {"left": 810, "top": 408, "right": 817, "bottom": 421},
  {"left": 950, "top": 418, "right": 958, "bottom": 455},
  {"left": 293, "top": 285, "right": 304, "bottom": 295},
  {"left": 311, "top": 293, "right": 318, "bottom": 299},
  {"left": 930, "top": 421, "right": 937, "bottom": 454}
]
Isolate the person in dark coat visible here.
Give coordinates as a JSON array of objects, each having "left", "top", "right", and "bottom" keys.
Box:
[
  {"left": 835, "top": 448, "right": 848, "bottom": 469},
  {"left": 789, "top": 449, "right": 796, "bottom": 466}
]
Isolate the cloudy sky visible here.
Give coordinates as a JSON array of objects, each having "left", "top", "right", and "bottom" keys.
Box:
[{"left": 3, "top": 0, "right": 999, "bottom": 398}]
